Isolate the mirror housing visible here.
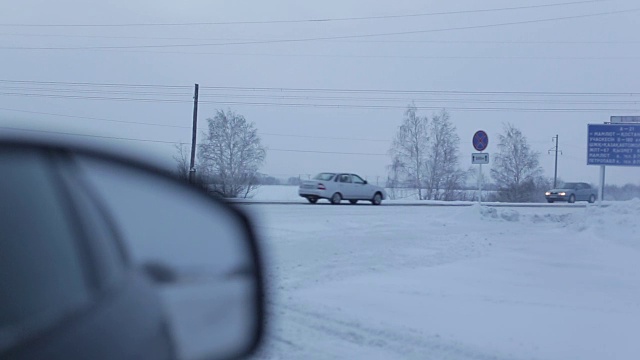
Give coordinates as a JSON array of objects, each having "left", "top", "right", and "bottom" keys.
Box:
[{"left": 0, "top": 137, "right": 264, "bottom": 360}]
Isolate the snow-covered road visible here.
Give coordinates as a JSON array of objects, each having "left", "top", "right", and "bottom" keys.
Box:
[{"left": 245, "top": 201, "right": 640, "bottom": 360}]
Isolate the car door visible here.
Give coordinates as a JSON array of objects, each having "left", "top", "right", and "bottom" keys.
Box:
[
  {"left": 337, "top": 174, "right": 355, "bottom": 199},
  {"left": 577, "top": 183, "right": 589, "bottom": 201},
  {"left": 351, "top": 174, "right": 371, "bottom": 199}
]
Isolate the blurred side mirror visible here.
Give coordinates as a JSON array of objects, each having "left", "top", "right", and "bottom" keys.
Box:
[
  {"left": 0, "top": 140, "right": 264, "bottom": 360},
  {"left": 73, "top": 151, "right": 265, "bottom": 360}
]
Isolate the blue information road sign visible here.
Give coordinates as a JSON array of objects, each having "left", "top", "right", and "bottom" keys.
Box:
[
  {"left": 587, "top": 124, "right": 640, "bottom": 167},
  {"left": 473, "top": 131, "right": 489, "bottom": 152}
]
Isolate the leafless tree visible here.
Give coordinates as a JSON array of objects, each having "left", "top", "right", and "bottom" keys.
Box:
[
  {"left": 491, "top": 123, "right": 543, "bottom": 202},
  {"left": 385, "top": 156, "right": 406, "bottom": 200},
  {"left": 388, "top": 104, "right": 430, "bottom": 199},
  {"left": 424, "top": 110, "right": 464, "bottom": 200},
  {"left": 198, "top": 109, "right": 266, "bottom": 198},
  {"left": 173, "top": 143, "right": 190, "bottom": 181},
  {"left": 388, "top": 106, "right": 467, "bottom": 200}
]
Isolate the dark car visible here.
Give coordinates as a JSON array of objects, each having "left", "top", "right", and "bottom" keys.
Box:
[
  {"left": 545, "top": 182, "right": 598, "bottom": 203},
  {"left": 0, "top": 139, "right": 264, "bottom": 360}
]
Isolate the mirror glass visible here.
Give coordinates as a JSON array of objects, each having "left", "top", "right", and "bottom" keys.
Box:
[{"left": 74, "top": 155, "right": 260, "bottom": 360}]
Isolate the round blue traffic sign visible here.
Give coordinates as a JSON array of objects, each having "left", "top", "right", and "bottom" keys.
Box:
[{"left": 473, "top": 131, "right": 489, "bottom": 151}]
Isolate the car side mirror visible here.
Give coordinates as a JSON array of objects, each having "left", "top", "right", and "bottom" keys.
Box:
[
  {"left": 74, "top": 150, "right": 265, "bottom": 360},
  {"left": 363, "top": 180, "right": 368, "bottom": 184},
  {"left": 0, "top": 140, "right": 264, "bottom": 360}
]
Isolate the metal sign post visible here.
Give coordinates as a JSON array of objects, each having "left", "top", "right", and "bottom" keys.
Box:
[
  {"left": 472, "top": 131, "right": 489, "bottom": 204},
  {"left": 599, "top": 166, "right": 605, "bottom": 206}
]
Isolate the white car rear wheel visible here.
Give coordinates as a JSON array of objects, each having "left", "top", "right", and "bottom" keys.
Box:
[{"left": 331, "top": 193, "right": 342, "bottom": 205}]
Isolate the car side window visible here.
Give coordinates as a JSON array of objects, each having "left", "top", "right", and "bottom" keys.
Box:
[
  {"left": 339, "top": 174, "right": 351, "bottom": 183},
  {"left": 0, "top": 149, "right": 91, "bottom": 352},
  {"left": 352, "top": 175, "right": 365, "bottom": 184}
]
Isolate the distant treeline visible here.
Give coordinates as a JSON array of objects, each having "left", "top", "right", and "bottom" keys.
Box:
[{"left": 603, "top": 184, "right": 640, "bottom": 201}]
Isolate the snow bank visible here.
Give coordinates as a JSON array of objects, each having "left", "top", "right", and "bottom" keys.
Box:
[{"left": 250, "top": 201, "right": 640, "bottom": 360}]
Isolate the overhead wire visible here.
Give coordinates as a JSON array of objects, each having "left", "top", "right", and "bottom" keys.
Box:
[
  {"left": 2, "top": 79, "right": 639, "bottom": 97},
  {"left": 3, "top": 84, "right": 640, "bottom": 104},
  {"left": 0, "top": 79, "right": 192, "bottom": 89},
  {"left": 0, "top": 0, "right": 608, "bottom": 27},
  {"left": 0, "top": 126, "right": 389, "bottom": 156},
  {"left": 1, "top": 91, "right": 640, "bottom": 112},
  {"left": 2, "top": 7, "right": 639, "bottom": 50},
  {"left": 0, "top": 107, "right": 391, "bottom": 142},
  {"left": 199, "top": 86, "right": 640, "bottom": 97},
  {"left": 2, "top": 33, "right": 637, "bottom": 46}
]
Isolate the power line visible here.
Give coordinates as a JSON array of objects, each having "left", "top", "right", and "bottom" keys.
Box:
[
  {"left": 2, "top": 92, "right": 640, "bottom": 111},
  {"left": 0, "top": 107, "right": 189, "bottom": 128},
  {"left": 1, "top": 79, "right": 637, "bottom": 97},
  {"left": 268, "top": 149, "right": 387, "bottom": 156},
  {"left": 171, "top": 101, "right": 640, "bottom": 112},
  {"left": 0, "top": 0, "right": 606, "bottom": 27},
  {"left": 2, "top": 7, "right": 638, "bottom": 50},
  {"left": 0, "top": 126, "right": 183, "bottom": 144},
  {"left": 0, "top": 107, "right": 391, "bottom": 142},
  {"left": 14, "top": 47, "right": 639, "bottom": 60},
  {"left": 3, "top": 33, "right": 638, "bottom": 45},
  {"left": 0, "top": 91, "right": 190, "bottom": 103},
  {"left": 0, "top": 85, "right": 191, "bottom": 97},
  {"left": 318, "top": 39, "right": 640, "bottom": 45},
  {"left": 261, "top": 133, "right": 389, "bottom": 142},
  {"left": 199, "top": 86, "right": 640, "bottom": 97},
  {"left": 195, "top": 94, "right": 640, "bottom": 105},
  {"left": 4, "top": 85, "right": 640, "bottom": 104},
  {"left": 0, "top": 126, "right": 389, "bottom": 156},
  {"left": 0, "top": 79, "right": 192, "bottom": 89}
]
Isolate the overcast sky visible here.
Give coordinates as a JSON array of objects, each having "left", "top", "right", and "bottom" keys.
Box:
[{"left": 2, "top": 0, "right": 639, "bottom": 185}]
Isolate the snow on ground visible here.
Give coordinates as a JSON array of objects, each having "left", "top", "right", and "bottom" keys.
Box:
[{"left": 242, "top": 197, "right": 640, "bottom": 360}]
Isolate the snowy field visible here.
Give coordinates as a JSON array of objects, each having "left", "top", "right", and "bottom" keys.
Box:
[{"left": 241, "top": 195, "right": 640, "bottom": 360}]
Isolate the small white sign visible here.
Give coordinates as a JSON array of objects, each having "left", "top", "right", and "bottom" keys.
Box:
[
  {"left": 472, "top": 153, "right": 489, "bottom": 164},
  {"left": 610, "top": 116, "right": 640, "bottom": 123}
]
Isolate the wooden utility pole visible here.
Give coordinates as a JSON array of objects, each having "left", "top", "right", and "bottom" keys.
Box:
[
  {"left": 549, "top": 135, "right": 562, "bottom": 188},
  {"left": 189, "top": 84, "right": 199, "bottom": 184}
]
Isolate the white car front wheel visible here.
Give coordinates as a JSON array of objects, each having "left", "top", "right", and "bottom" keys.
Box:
[{"left": 372, "top": 192, "right": 382, "bottom": 205}]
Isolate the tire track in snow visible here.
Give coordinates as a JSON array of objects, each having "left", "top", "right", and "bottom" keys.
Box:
[{"left": 255, "top": 302, "right": 537, "bottom": 360}]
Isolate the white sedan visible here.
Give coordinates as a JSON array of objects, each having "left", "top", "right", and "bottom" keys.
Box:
[{"left": 298, "top": 173, "right": 387, "bottom": 205}]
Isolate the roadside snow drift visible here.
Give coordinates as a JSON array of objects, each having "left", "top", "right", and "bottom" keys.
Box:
[{"left": 246, "top": 199, "right": 640, "bottom": 360}]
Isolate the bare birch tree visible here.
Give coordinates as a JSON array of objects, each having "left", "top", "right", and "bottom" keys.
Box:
[
  {"left": 198, "top": 109, "right": 266, "bottom": 198},
  {"left": 388, "top": 104, "right": 430, "bottom": 199},
  {"left": 388, "top": 106, "right": 466, "bottom": 200},
  {"left": 173, "top": 143, "right": 190, "bottom": 181},
  {"left": 491, "top": 123, "right": 542, "bottom": 202},
  {"left": 424, "top": 110, "right": 464, "bottom": 200}
]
